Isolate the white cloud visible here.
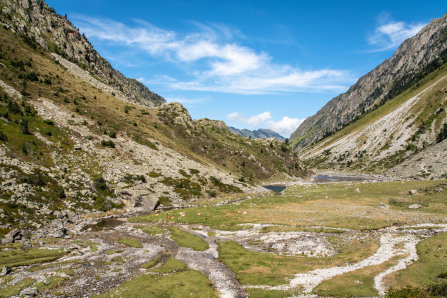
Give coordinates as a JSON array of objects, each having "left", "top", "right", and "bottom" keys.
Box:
[
  {"left": 227, "top": 112, "right": 303, "bottom": 137},
  {"left": 74, "top": 16, "right": 354, "bottom": 94},
  {"left": 227, "top": 111, "right": 272, "bottom": 126},
  {"left": 166, "top": 96, "right": 206, "bottom": 105},
  {"left": 368, "top": 19, "right": 426, "bottom": 52},
  {"left": 266, "top": 116, "right": 305, "bottom": 137}
]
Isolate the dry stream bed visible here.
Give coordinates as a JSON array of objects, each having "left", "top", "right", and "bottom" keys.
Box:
[{"left": 1, "top": 178, "right": 447, "bottom": 297}]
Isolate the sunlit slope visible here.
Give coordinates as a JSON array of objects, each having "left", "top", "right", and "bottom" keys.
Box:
[{"left": 298, "top": 62, "right": 447, "bottom": 178}]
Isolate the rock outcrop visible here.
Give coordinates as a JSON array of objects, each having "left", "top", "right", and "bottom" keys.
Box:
[{"left": 117, "top": 189, "right": 159, "bottom": 212}]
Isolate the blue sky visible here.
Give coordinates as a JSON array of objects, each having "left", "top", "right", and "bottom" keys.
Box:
[{"left": 46, "top": 0, "right": 446, "bottom": 137}]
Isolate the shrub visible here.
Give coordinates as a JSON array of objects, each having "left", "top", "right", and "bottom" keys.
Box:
[
  {"left": 101, "top": 140, "right": 115, "bottom": 148},
  {"left": 43, "top": 119, "right": 54, "bottom": 126},
  {"left": 93, "top": 176, "right": 108, "bottom": 191},
  {"left": 20, "top": 119, "right": 31, "bottom": 135},
  {"left": 7, "top": 100, "right": 22, "bottom": 114},
  {"left": 0, "top": 131, "right": 7, "bottom": 141},
  {"left": 57, "top": 186, "right": 66, "bottom": 198},
  {"left": 437, "top": 123, "right": 447, "bottom": 143},
  {"left": 25, "top": 72, "right": 38, "bottom": 81}
]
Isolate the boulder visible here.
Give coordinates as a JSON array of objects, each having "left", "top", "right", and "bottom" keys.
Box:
[
  {"left": 408, "top": 204, "right": 421, "bottom": 209},
  {"left": 1, "top": 265, "right": 11, "bottom": 276},
  {"left": 117, "top": 189, "right": 159, "bottom": 211},
  {"left": 4, "top": 229, "right": 21, "bottom": 243},
  {"left": 378, "top": 203, "right": 388, "bottom": 209},
  {"left": 50, "top": 228, "right": 67, "bottom": 238},
  {"left": 354, "top": 188, "right": 361, "bottom": 194},
  {"left": 408, "top": 190, "right": 418, "bottom": 196},
  {"left": 20, "top": 287, "right": 38, "bottom": 297}
]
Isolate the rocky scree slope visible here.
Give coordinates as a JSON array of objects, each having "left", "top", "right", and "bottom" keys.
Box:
[
  {"left": 291, "top": 12, "right": 447, "bottom": 149},
  {"left": 0, "top": 0, "right": 165, "bottom": 108},
  {"left": 299, "top": 62, "right": 447, "bottom": 179},
  {"left": 0, "top": 9, "right": 308, "bottom": 239}
]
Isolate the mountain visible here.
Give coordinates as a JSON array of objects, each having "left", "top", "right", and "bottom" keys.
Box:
[
  {"left": 0, "top": 0, "right": 165, "bottom": 108},
  {"left": 290, "top": 13, "right": 447, "bottom": 150},
  {"left": 229, "top": 127, "right": 286, "bottom": 142},
  {"left": 295, "top": 15, "right": 447, "bottom": 180},
  {"left": 0, "top": 0, "right": 309, "bottom": 233}
]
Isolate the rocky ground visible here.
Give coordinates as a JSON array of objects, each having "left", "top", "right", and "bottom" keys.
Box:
[
  {"left": 386, "top": 138, "right": 447, "bottom": 180},
  {"left": 1, "top": 209, "right": 446, "bottom": 297}
]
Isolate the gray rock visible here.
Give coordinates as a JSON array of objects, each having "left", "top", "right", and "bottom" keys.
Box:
[
  {"left": 117, "top": 189, "right": 159, "bottom": 211},
  {"left": 378, "top": 203, "right": 388, "bottom": 209},
  {"left": 354, "top": 188, "right": 361, "bottom": 193},
  {"left": 20, "top": 287, "right": 38, "bottom": 297},
  {"left": 408, "top": 204, "right": 422, "bottom": 209},
  {"left": 408, "top": 189, "right": 418, "bottom": 196},
  {"left": 4, "top": 229, "right": 21, "bottom": 243},
  {"left": 23, "top": 242, "right": 32, "bottom": 249},
  {"left": 1, "top": 265, "right": 11, "bottom": 276},
  {"left": 50, "top": 228, "right": 67, "bottom": 238}
]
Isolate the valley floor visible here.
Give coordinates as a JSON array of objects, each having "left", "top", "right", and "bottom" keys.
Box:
[{"left": 1, "top": 177, "right": 447, "bottom": 297}]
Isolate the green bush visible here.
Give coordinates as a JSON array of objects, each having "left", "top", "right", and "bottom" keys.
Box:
[
  {"left": 20, "top": 119, "right": 31, "bottom": 135},
  {"left": 101, "top": 140, "right": 115, "bottom": 148},
  {"left": 43, "top": 119, "right": 54, "bottom": 126},
  {"left": 0, "top": 131, "right": 7, "bottom": 141}
]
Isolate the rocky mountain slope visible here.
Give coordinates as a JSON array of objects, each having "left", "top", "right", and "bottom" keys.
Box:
[
  {"left": 299, "top": 61, "right": 447, "bottom": 180},
  {"left": 0, "top": 0, "right": 308, "bottom": 235},
  {"left": 290, "top": 12, "right": 447, "bottom": 149},
  {"left": 229, "top": 127, "right": 286, "bottom": 142},
  {"left": 0, "top": 0, "right": 165, "bottom": 108}
]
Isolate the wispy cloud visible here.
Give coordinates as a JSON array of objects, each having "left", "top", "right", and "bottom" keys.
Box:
[
  {"left": 74, "top": 15, "right": 354, "bottom": 94},
  {"left": 368, "top": 16, "right": 426, "bottom": 52},
  {"left": 227, "top": 111, "right": 304, "bottom": 137},
  {"left": 228, "top": 111, "right": 272, "bottom": 126},
  {"left": 166, "top": 96, "right": 207, "bottom": 105}
]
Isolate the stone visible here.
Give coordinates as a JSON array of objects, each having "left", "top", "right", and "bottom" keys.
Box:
[
  {"left": 20, "top": 287, "right": 38, "bottom": 297},
  {"left": 4, "top": 229, "right": 21, "bottom": 243},
  {"left": 408, "top": 190, "right": 418, "bottom": 196},
  {"left": 50, "top": 228, "right": 67, "bottom": 238},
  {"left": 378, "top": 203, "right": 388, "bottom": 209},
  {"left": 354, "top": 188, "right": 361, "bottom": 193},
  {"left": 408, "top": 204, "right": 421, "bottom": 209},
  {"left": 117, "top": 189, "right": 159, "bottom": 211},
  {"left": 1, "top": 265, "right": 11, "bottom": 276},
  {"left": 23, "top": 242, "right": 32, "bottom": 249}
]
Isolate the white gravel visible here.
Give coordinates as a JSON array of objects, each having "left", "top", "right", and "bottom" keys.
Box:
[{"left": 246, "top": 233, "right": 419, "bottom": 293}]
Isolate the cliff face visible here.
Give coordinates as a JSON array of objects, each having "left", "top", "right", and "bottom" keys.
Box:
[
  {"left": 0, "top": 0, "right": 165, "bottom": 107},
  {"left": 291, "top": 13, "right": 447, "bottom": 149}
]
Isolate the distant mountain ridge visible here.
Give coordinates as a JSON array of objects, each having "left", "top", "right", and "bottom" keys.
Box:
[
  {"left": 290, "top": 13, "right": 447, "bottom": 149},
  {"left": 229, "top": 127, "right": 286, "bottom": 142}
]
